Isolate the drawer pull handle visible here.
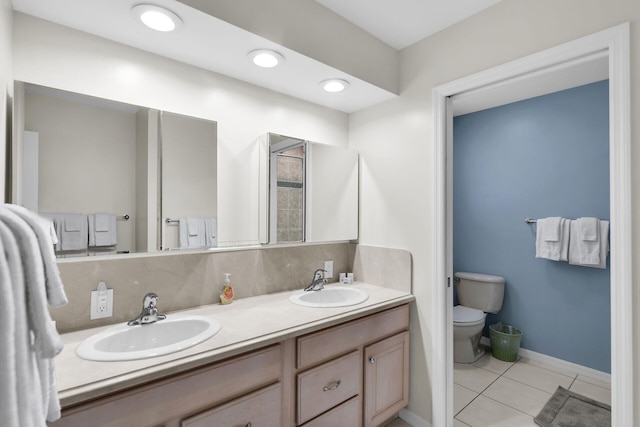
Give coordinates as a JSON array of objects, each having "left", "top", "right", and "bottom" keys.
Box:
[
  {"left": 322, "top": 380, "right": 342, "bottom": 392},
  {"left": 369, "top": 357, "right": 376, "bottom": 364}
]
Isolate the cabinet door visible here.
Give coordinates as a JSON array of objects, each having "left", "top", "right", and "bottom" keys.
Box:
[
  {"left": 181, "top": 383, "right": 281, "bottom": 427},
  {"left": 363, "top": 332, "right": 409, "bottom": 427}
]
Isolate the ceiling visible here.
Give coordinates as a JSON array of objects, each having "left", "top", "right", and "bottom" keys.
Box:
[
  {"left": 314, "top": 0, "right": 501, "bottom": 50},
  {"left": 11, "top": 0, "right": 607, "bottom": 115},
  {"left": 11, "top": 0, "right": 502, "bottom": 113}
]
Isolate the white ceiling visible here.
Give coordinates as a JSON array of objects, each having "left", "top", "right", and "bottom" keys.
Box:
[
  {"left": 11, "top": 0, "right": 608, "bottom": 115},
  {"left": 314, "top": 0, "right": 502, "bottom": 50},
  {"left": 10, "top": 0, "right": 505, "bottom": 113}
]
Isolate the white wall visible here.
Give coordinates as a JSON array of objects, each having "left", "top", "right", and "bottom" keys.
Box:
[
  {"left": 349, "top": 0, "right": 639, "bottom": 423},
  {"left": 0, "top": 1, "right": 12, "bottom": 202},
  {"left": 12, "top": 13, "right": 349, "bottom": 248}
]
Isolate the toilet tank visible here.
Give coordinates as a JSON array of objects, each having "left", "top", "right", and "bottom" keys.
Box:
[{"left": 455, "top": 272, "right": 505, "bottom": 313}]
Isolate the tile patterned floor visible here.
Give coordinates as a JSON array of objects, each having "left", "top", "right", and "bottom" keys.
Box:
[
  {"left": 453, "top": 352, "right": 611, "bottom": 427},
  {"left": 385, "top": 351, "right": 610, "bottom": 427}
]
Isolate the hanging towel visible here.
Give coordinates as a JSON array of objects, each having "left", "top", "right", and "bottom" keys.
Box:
[
  {"left": 558, "top": 218, "right": 570, "bottom": 261},
  {"left": 4, "top": 205, "right": 68, "bottom": 306},
  {"left": 88, "top": 213, "right": 117, "bottom": 247},
  {"left": 570, "top": 217, "right": 601, "bottom": 265},
  {"left": 204, "top": 217, "right": 217, "bottom": 248},
  {"left": 179, "top": 218, "right": 206, "bottom": 249},
  {"left": 569, "top": 219, "right": 609, "bottom": 268},
  {"left": 0, "top": 211, "right": 65, "bottom": 425},
  {"left": 60, "top": 213, "right": 88, "bottom": 251},
  {"left": 536, "top": 217, "right": 565, "bottom": 261}
]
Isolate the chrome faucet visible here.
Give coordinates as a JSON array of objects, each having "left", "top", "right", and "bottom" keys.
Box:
[
  {"left": 304, "top": 269, "right": 327, "bottom": 292},
  {"left": 127, "top": 292, "right": 167, "bottom": 326}
]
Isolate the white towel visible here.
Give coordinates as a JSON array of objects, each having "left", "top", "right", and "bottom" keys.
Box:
[
  {"left": 88, "top": 213, "right": 117, "bottom": 247},
  {"left": 578, "top": 217, "right": 599, "bottom": 241},
  {"left": 179, "top": 217, "right": 206, "bottom": 249},
  {"left": 4, "top": 205, "right": 68, "bottom": 306},
  {"left": 60, "top": 213, "right": 88, "bottom": 251},
  {"left": 0, "top": 208, "right": 63, "bottom": 358},
  {"left": 0, "top": 226, "right": 18, "bottom": 427},
  {"left": 204, "top": 217, "right": 217, "bottom": 248},
  {"left": 569, "top": 219, "right": 609, "bottom": 268},
  {"left": 558, "top": 218, "right": 570, "bottom": 261},
  {"left": 0, "top": 216, "right": 62, "bottom": 425},
  {"left": 536, "top": 217, "right": 565, "bottom": 261}
]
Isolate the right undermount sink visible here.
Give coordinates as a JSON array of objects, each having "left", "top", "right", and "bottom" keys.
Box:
[{"left": 289, "top": 286, "right": 369, "bottom": 308}]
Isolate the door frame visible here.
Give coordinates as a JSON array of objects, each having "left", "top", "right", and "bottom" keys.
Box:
[{"left": 432, "top": 23, "right": 631, "bottom": 426}]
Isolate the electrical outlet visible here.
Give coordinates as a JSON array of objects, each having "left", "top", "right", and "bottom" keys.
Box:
[
  {"left": 324, "top": 260, "right": 334, "bottom": 279},
  {"left": 90, "top": 282, "right": 113, "bottom": 320}
]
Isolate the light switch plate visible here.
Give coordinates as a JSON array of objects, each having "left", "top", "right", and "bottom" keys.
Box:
[{"left": 324, "top": 260, "right": 334, "bottom": 279}]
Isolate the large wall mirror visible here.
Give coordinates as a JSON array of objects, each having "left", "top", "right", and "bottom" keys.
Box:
[
  {"left": 11, "top": 82, "right": 218, "bottom": 257},
  {"left": 261, "top": 133, "right": 359, "bottom": 244},
  {"left": 10, "top": 83, "right": 359, "bottom": 258}
]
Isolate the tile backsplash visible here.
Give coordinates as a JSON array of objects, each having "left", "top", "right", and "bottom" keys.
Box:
[{"left": 51, "top": 243, "right": 412, "bottom": 332}]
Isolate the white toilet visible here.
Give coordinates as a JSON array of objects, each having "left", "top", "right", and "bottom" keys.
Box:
[{"left": 453, "top": 272, "right": 505, "bottom": 363}]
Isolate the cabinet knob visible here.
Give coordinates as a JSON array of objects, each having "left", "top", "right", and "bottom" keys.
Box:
[
  {"left": 246, "top": 423, "right": 252, "bottom": 427},
  {"left": 369, "top": 357, "right": 376, "bottom": 364},
  {"left": 322, "top": 379, "right": 342, "bottom": 391}
]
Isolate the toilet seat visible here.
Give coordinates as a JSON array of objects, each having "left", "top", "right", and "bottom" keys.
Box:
[{"left": 453, "top": 305, "right": 485, "bottom": 324}]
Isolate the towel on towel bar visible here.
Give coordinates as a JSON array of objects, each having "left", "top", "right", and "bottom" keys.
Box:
[
  {"left": 60, "top": 214, "right": 88, "bottom": 251},
  {"left": 204, "top": 217, "right": 217, "bottom": 248},
  {"left": 88, "top": 213, "right": 117, "bottom": 247},
  {"left": 179, "top": 218, "right": 206, "bottom": 249},
  {"left": 536, "top": 217, "right": 569, "bottom": 261},
  {"left": 569, "top": 218, "right": 609, "bottom": 269}
]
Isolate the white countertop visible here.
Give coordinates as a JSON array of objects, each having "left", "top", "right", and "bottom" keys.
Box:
[{"left": 55, "top": 282, "right": 414, "bottom": 407}]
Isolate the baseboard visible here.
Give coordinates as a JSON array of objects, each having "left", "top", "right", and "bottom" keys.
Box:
[
  {"left": 399, "top": 408, "right": 431, "bottom": 427},
  {"left": 479, "top": 337, "right": 611, "bottom": 384}
]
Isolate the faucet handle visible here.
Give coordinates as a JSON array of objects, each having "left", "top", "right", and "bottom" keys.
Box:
[
  {"left": 142, "top": 292, "right": 159, "bottom": 309},
  {"left": 313, "top": 269, "right": 327, "bottom": 280}
]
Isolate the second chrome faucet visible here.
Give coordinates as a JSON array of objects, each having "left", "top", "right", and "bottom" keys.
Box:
[{"left": 304, "top": 269, "right": 327, "bottom": 292}]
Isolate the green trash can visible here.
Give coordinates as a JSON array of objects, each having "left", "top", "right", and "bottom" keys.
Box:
[{"left": 489, "top": 323, "right": 522, "bottom": 362}]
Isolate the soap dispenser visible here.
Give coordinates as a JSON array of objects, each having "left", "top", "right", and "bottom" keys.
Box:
[{"left": 220, "top": 273, "right": 234, "bottom": 305}]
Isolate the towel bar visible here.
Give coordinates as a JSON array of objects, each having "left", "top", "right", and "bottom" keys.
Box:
[
  {"left": 524, "top": 218, "right": 537, "bottom": 224},
  {"left": 117, "top": 214, "right": 129, "bottom": 221}
]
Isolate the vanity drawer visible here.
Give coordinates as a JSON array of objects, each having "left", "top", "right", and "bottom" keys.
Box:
[
  {"left": 297, "top": 305, "right": 409, "bottom": 369},
  {"left": 52, "top": 345, "right": 282, "bottom": 427},
  {"left": 301, "top": 395, "right": 361, "bottom": 427},
  {"left": 297, "top": 350, "right": 361, "bottom": 425},
  {"left": 181, "top": 383, "right": 281, "bottom": 427}
]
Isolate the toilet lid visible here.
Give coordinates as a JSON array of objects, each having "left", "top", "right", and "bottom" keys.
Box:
[{"left": 453, "top": 305, "right": 485, "bottom": 323}]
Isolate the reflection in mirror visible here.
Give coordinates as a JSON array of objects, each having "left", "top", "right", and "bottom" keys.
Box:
[
  {"left": 263, "top": 133, "right": 359, "bottom": 244},
  {"left": 269, "top": 134, "right": 306, "bottom": 243},
  {"left": 160, "top": 112, "right": 218, "bottom": 250},
  {"left": 12, "top": 82, "right": 159, "bottom": 257}
]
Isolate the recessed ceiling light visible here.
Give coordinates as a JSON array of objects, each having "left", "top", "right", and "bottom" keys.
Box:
[
  {"left": 320, "top": 79, "right": 350, "bottom": 93},
  {"left": 249, "top": 50, "right": 285, "bottom": 68},
  {"left": 132, "top": 4, "right": 183, "bottom": 32}
]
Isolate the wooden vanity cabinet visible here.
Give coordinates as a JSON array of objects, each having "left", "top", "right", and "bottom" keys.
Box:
[
  {"left": 50, "top": 345, "right": 283, "bottom": 427},
  {"left": 50, "top": 304, "right": 409, "bottom": 427},
  {"left": 295, "top": 305, "right": 410, "bottom": 427}
]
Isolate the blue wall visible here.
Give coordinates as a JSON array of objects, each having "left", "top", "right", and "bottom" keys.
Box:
[{"left": 453, "top": 80, "right": 610, "bottom": 373}]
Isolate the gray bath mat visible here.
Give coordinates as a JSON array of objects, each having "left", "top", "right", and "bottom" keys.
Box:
[{"left": 534, "top": 386, "right": 610, "bottom": 427}]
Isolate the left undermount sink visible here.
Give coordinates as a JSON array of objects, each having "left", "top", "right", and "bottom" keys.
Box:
[
  {"left": 289, "top": 286, "right": 369, "bottom": 308},
  {"left": 76, "top": 315, "right": 222, "bottom": 361}
]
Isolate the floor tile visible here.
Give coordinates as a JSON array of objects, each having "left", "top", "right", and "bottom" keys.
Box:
[
  {"left": 454, "top": 383, "right": 478, "bottom": 415},
  {"left": 518, "top": 356, "right": 577, "bottom": 378},
  {"left": 471, "top": 353, "right": 515, "bottom": 375},
  {"left": 454, "top": 418, "right": 472, "bottom": 427},
  {"left": 576, "top": 373, "right": 611, "bottom": 390},
  {"left": 456, "top": 395, "right": 538, "bottom": 427},
  {"left": 385, "top": 417, "right": 413, "bottom": 427},
  {"left": 569, "top": 379, "right": 612, "bottom": 405},
  {"left": 503, "top": 360, "right": 574, "bottom": 394},
  {"left": 482, "top": 376, "right": 552, "bottom": 417},
  {"left": 454, "top": 364, "right": 499, "bottom": 393}
]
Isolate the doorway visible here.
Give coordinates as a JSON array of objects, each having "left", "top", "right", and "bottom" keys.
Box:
[{"left": 432, "top": 23, "right": 631, "bottom": 427}]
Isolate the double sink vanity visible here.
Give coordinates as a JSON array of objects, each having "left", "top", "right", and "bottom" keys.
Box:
[{"left": 50, "top": 282, "right": 414, "bottom": 427}]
